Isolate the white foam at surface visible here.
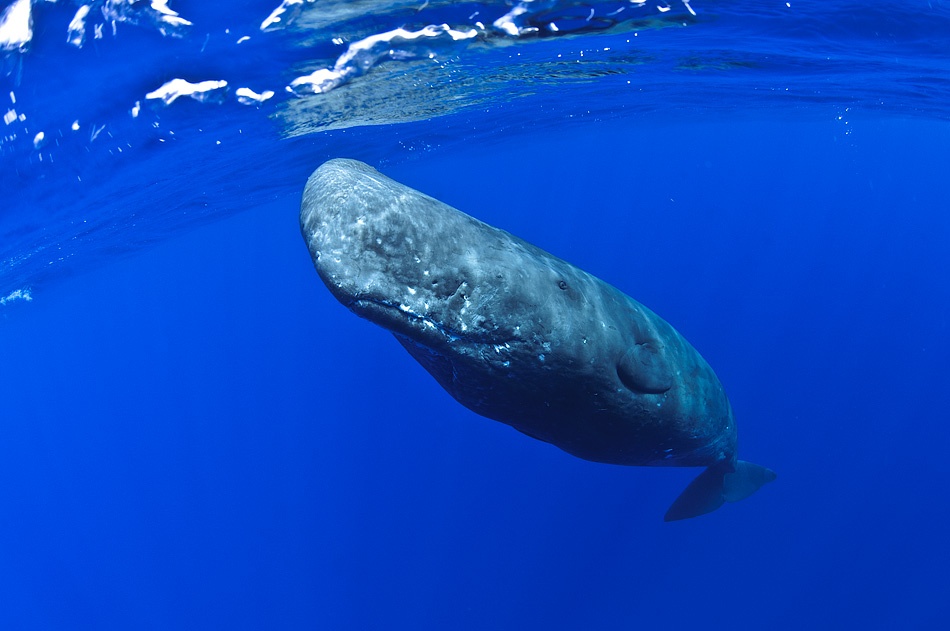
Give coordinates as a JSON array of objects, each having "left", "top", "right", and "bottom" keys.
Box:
[
  {"left": 288, "top": 24, "right": 479, "bottom": 95},
  {"left": 261, "top": 0, "right": 309, "bottom": 31},
  {"left": 0, "top": 0, "right": 32, "bottom": 52},
  {"left": 235, "top": 87, "right": 275, "bottom": 105},
  {"left": 148, "top": 0, "right": 188, "bottom": 24},
  {"left": 145, "top": 78, "right": 229, "bottom": 105},
  {"left": 99, "top": 0, "right": 193, "bottom": 39},
  {"left": 67, "top": 5, "right": 92, "bottom": 48}
]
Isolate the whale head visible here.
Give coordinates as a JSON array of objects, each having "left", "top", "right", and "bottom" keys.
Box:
[{"left": 300, "top": 158, "right": 570, "bottom": 354}]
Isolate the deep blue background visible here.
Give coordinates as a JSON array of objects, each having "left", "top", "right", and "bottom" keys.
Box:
[{"left": 2, "top": 115, "right": 949, "bottom": 628}]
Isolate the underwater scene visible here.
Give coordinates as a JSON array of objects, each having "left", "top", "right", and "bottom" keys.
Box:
[{"left": 2, "top": 1, "right": 949, "bottom": 628}]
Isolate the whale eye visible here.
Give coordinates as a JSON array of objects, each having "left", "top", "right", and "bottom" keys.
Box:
[{"left": 557, "top": 280, "right": 568, "bottom": 290}]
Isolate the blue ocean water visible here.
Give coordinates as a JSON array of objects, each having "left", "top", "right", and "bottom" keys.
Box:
[{"left": 2, "top": 0, "right": 949, "bottom": 628}]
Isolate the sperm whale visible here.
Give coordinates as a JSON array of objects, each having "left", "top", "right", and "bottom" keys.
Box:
[{"left": 300, "top": 158, "right": 775, "bottom": 521}]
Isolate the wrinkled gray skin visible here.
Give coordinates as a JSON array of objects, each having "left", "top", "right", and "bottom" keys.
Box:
[{"left": 301, "top": 159, "right": 773, "bottom": 520}]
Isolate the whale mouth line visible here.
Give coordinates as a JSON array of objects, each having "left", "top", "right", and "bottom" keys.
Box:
[
  {"left": 352, "top": 297, "right": 461, "bottom": 342},
  {"left": 352, "top": 297, "right": 513, "bottom": 347}
]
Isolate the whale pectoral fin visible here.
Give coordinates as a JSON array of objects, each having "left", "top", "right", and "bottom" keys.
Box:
[
  {"left": 664, "top": 465, "right": 727, "bottom": 521},
  {"left": 723, "top": 460, "right": 777, "bottom": 502},
  {"left": 617, "top": 343, "right": 673, "bottom": 394},
  {"left": 664, "top": 460, "right": 776, "bottom": 521}
]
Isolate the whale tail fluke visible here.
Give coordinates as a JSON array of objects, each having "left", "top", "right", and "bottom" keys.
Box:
[{"left": 664, "top": 460, "right": 776, "bottom": 522}]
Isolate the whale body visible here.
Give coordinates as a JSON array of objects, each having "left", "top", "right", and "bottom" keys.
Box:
[{"left": 300, "top": 158, "right": 774, "bottom": 521}]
